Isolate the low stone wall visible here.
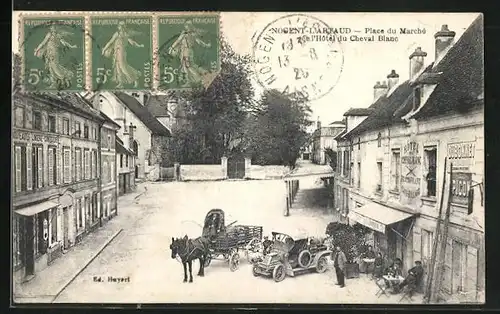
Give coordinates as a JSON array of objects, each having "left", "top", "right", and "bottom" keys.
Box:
[
  {"left": 247, "top": 165, "right": 290, "bottom": 180},
  {"left": 180, "top": 164, "right": 225, "bottom": 181}
]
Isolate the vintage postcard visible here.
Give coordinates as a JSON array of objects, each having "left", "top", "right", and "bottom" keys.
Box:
[{"left": 11, "top": 11, "right": 484, "bottom": 305}]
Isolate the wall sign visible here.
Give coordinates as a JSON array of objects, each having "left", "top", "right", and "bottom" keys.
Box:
[
  {"left": 401, "top": 141, "right": 422, "bottom": 201},
  {"left": 12, "top": 130, "right": 59, "bottom": 144},
  {"left": 448, "top": 141, "right": 475, "bottom": 205}
]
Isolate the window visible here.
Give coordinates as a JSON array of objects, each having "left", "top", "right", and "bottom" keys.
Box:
[
  {"left": 32, "top": 145, "right": 43, "bottom": 189},
  {"left": 48, "top": 146, "right": 57, "bottom": 186},
  {"left": 63, "top": 148, "right": 71, "bottom": 183},
  {"left": 77, "top": 198, "right": 83, "bottom": 229},
  {"left": 83, "top": 125, "right": 89, "bottom": 139},
  {"left": 358, "top": 137, "right": 361, "bottom": 150},
  {"left": 33, "top": 111, "right": 42, "bottom": 131},
  {"left": 103, "top": 161, "right": 109, "bottom": 184},
  {"left": 84, "top": 150, "right": 90, "bottom": 180},
  {"left": 377, "top": 133, "right": 382, "bottom": 148},
  {"left": 120, "top": 154, "right": 123, "bottom": 168},
  {"left": 110, "top": 161, "right": 114, "bottom": 182},
  {"left": 75, "top": 148, "right": 82, "bottom": 182},
  {"left": 132, "top": 140, "right": 138, "bottom": 156},
  {"left": 75, "top": 122, "right": 81, "bottom": 137},
  {"left": 357, "top": 162, "right": 361, "bottom": 188},
  {"left": 14, "top": 145, "right": 27, "bottom": 192},
  {"left": 62, "top": 118, "right": 70, "bottom": 135},
  {"left": 424, "top": 146, "right": 437, "bottom": 197},
  {"left": 126, "top": 155, "right": 129, "bottom": 167},
  {"left": 391, "top": 149, "right": 401, "bottom": 192},
  {"left": 342, "top": 150, "right": 349, "bottom": 177},
  {"left": 92, "top": 193, "right": 98, "bottom": 223},
  {"left": 85, "top": 195, "right": 91, "bottom": 227},
  {"left": 413, "top": 87, "right": 421, "bottom": 111},
  {"left": 108, "top": 135, "right": 112, "bottom": 150},
  {"left": 50, "top": 208, "right": 58, "bottom": 245},
  {"left": 48, "top": 115, "right": 56, "bottom": 133},
  {"left": 376, "top": 162, "right": 383, "bottom": 192},
  {"left": 92, "top": 150, "right": 97, "bottom": 178},
  {"left": 14, "top": 106, "right": 25, "bottom": 128}
]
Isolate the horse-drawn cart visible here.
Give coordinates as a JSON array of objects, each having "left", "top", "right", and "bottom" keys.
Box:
[{"left": 202, "top": 209, "right": 263, "bottom": 271}]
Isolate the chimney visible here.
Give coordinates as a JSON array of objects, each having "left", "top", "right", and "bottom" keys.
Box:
[
  {"left": 387, "top": 70, "right": 399, "bottom": 91},
  {"left": 373, "top": 80, "right": 388, "bottom": 102},
  {"left": 128, "top": 122, "right": 136, "bottom": 151},
  {"left": 434, "top": 24, "right": 456, "bottom": 61},
  {"left": 409, "top": 47, "right": 427, "bottom": 80}
]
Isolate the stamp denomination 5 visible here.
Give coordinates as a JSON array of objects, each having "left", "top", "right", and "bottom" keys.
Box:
[
  {"left": 253, "top": 14, "right": 344, "bottom": 101},
  {"left": 21, "top": 16, "right": 86, "bottom": 92},
  {"left": 90, "top": 15, "right": 153, "bottom": 91}
]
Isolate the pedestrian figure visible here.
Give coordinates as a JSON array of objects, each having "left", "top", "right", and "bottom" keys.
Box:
[
  {"left": 332, "top": 245, "right": 347, "bottom": 288},
  {"left": 373, "top": 252, "right": 384, "bottom": 278},
  {"left": 262, "top": 236, "right": 272, "bottom": 255},
  {"left": 398, "top": 261, "right": 424, "bottom": 297}
]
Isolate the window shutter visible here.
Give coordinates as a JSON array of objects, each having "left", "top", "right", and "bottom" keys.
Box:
[
  {"left": 15, "top": 146, "right": 21, "bottom": 192},
  {"left": 38, "top": 147, "right": 43, "bottom": 188},
  {"left": 48, "top": 148, "right": 54, "bottom": 186},
  {"left": 27, "top": 146, "right": 32, "bottom": 190},
  {"left": 56, "top": 148, "right": 61, "bottom": 185}
]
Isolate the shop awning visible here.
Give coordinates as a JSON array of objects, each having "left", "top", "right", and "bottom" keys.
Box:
[
  {"left": 348, "top": 202, "right": 414, "bottom": 234},
  {"left": 14, "top": 201, "right": 59, "bottom": 216}
]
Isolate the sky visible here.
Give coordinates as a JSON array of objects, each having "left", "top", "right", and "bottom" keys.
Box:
[{"left": 12, "top": 12, "right": 479, "bottom": 125}]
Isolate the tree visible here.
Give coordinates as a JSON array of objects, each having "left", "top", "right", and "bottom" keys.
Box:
[
  {"left": 170, "top": 37, "right": 255, "bottom": 164},
  {"left": 243, "top": 89, "right": 313, "bottom": 168},
  {"left": 326, "top": 222, "right": 371, "bottom": 263}
]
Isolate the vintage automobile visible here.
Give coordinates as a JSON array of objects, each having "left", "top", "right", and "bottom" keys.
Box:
[{"left": 252, "top": 232, "right": 332, "bottom": 282}]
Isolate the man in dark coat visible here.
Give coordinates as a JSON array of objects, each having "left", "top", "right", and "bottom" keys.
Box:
[
  {"left": 262, "top": 236, "right": 272, "bottom": 255},
  {"left": 332, "top": 246, "right": 347, "bottom": 288},
  {"left": 398, "top": 261, "right": 424, "bottom": 297}
]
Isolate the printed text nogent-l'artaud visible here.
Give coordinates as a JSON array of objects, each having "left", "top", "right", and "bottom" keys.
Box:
[{"left": 267, "top": 27, "right": 426, "bottom": 35}]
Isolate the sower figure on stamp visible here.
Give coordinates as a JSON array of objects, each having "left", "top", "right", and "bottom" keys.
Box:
[
  {"left": 34, "top": 25, "right": 77, "bottom": 89},
  {"left": 168, "top": 20, "right": 211, "bottom": 87},
  {"left": 102, "top": 21, "right": 144, "bottom": 88},
  {"left": 332, "top": 246, "right": 347, "bottom": 288}
]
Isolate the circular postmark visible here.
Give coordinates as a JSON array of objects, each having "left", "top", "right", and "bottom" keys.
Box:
[
  {"left": 252, "top": 14, "right": 344, "bottom": 101},
  {"left": 19, "top": 17, "right": 87, "bottom": 92}
]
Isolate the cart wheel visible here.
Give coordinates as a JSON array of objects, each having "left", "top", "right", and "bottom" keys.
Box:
[
  {"left": 252, "top": 265, "right": 259, "bottom": 277},
  {"left": 273, "top": 264, "right": 286, "bottom": 282},
  {"left": 229, "top": 252, "right": 240, "bottom": 272},
  {"left": 316, "top": 256, "right": 328, "bottom": 273},
  {"left": 204, "top": 254, "right": 212, "bottom": 267}
]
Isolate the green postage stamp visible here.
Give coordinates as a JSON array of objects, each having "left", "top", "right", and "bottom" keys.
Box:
[
  {"left": 21, "top": 16, "right": 86, "bottom": 92},
  {"left": 90, "top": 15, "right": 153, "bottom": 91},
  {"left": 157, "top": 14, "right": 220, "bottom": 90}
]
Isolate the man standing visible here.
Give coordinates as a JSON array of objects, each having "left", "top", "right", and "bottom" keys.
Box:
[{"left": 332, "top": 246, "right": 347, "bottom": 288}]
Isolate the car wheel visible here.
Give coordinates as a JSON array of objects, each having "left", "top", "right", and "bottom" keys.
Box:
[
  {"left": 273, "top": 264, "right": 286, "bottom": 282},
  {"left": 316, "top": 256, "right": 328, "bottom": 273},
  {"left": 252, "top": 265, "right": 259, "bottom": 277},
  {"left": 298, "top": 250, "right": 312, "bottom": 268}
]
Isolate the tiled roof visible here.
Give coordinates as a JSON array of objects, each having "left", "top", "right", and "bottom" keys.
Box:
[
  {"left": 116, "top": 137, "right": 134, "bottom": 155},
  {"left": 343, "top": 108, "right": 373, "bottom": 116},
  {"left": 345, "top": 81, "right": 414, "bottom": 138},
  {"left": 412, "top": 14, "right": 484, "bottom": 119},
  {"left": 100, "top": 111, "right": 121, "bottom": 129},
  {"left": 145, "top": 95, "right": 172, "bottom": 117},
  {"left": 113, "top": 92, "right": 171, "bottom": 136},
  {"left": 329, "top": 120, "right": 345, "bottom": 125},
  {"left": 27, "top": 92, "right": 103, "bottom": 120}
]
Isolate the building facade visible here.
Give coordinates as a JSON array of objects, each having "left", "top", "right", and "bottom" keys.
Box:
[
  {"left": 333, "top": 17, "right": 484, "bottom": 302},
  {"left": 116, "top": 137, "right": 136, "bottom": 196},
  {"left": 89, "top": 92, "right": 171, "bottom": 181},
  {"left": 311, "top": 120, "right": 345, "bottom": 165},
  {"left": 99, "top": 112, "right": 120, "bottom": 220},
  {"left": 12, "top": 92, "right": 106, "bottom": 283}
]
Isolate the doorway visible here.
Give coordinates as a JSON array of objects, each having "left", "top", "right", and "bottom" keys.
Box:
[
  {"left": 24, "top": 216, "right": 35, "bottom": 276},
  {"left": 63, "top": 207, "right": 69, "bottom": 249}
]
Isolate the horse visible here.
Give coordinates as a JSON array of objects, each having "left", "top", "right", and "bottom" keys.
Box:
[{"left": 170, "top": 235, "right": 210, "bottom": 283}]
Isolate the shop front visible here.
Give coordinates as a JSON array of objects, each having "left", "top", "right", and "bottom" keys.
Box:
[
  {"left": 348, "top": 202, "right": 416, "bottom": 273},
  {"left": 13, "top": 200, "right": 59, "bottom": 281}
]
